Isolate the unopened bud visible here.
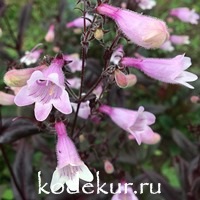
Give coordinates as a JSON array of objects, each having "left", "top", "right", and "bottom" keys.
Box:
[
  {"left": 4, "top": 65, "right": 47, "bottom": 87},
  {"left": 45, "top": 24, "right": 55, "bottom": 42},
  {"left": 190, "top": 95, "right": 200, "bottom": 103},
  {"left": 94, "top": 28, "right": 104, "bottom": 40},
  {"left": 79, "top": 134, "right": 85, "bottom": 143},
  {"left": 104, "top": 160, "right": 114, "bottom": 174}
]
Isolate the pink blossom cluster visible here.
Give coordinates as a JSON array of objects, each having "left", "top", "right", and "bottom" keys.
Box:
[{"left": 1, "top": 2, "right": 198, "bottom": 198}]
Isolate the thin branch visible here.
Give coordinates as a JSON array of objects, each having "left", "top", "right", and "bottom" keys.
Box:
[
  {"left": 71, "top": 102, "right": 81, "bottom": 135},
  {"left": 0, "top": 145, "right": 27, "bottom": 200}
]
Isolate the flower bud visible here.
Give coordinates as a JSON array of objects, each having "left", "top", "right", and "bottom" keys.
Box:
[
  {"left": 190, "top": 95, "right": 200, "bottom": 103},
  {"left": 94, "top": 28, "right": 104, "bottom": 40},
  {"left": 4, "top": 65, "right": 47, "bottom": 87},
  {"left": 45, "top": 24, "right": 55, "bottom": 42},
  {"left": 104, "top": 160, "right": 114, "bottom": 174}
]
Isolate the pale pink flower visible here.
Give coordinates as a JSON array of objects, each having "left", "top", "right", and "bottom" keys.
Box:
[
  {"left": 67, "top": 77, "right": 81, "bottom": 89},
  {"left": 121, "top": 55, "right": 198, "bottom": 89},
  {"left": 0, "top": 91, "right": 15, "bottom": 105},
  {"left": 99, "top": 105, "right": 157, "bottom": 145},
  {"left": 64, "top": 54, "right": 82, "bottom": 72},
  {"left": 45, "top": 24, "right": 55, "bottom": 42},
  {"left": 160, "top": 40, "right": 174, "bottom": 52},
  {"left": 170, "top": 7, "right": 199, "bottom": 24},
  {"left": 104, "top": 160, "right": 114, "bottom": 174},
  {"left": 71, "top": 101, "right": 91, "bottom": 119},
  {"left": 112, "top": 185, "right": 138, "bottom": 200},
  {"left": 14, "top": 57, "right": 72, "bottom": 121},
  {"left": 20, "top": 49, "right": 43, "bottom": 65},
  {"left": 51, "top": 122, "right": 93, "bottom": 192},
  {"left": 66, "top": 13, "right": 94, "bottom": 28},
  {"left": 4, "top": 65, "right": 47, "bottom": 87},
  {"left": 136, "top": 0, "right": 156, "bottom": 10},
  {"left": 170, "top": 35, "right": 190, "bottom": 45},
  {"left": 110, "top": 45, "right": 124, "bottom": 65},
  {"left": 96, "top": 3, "right": 169, "bottom": 49}
]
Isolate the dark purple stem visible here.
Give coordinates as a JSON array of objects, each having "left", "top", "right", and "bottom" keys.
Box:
[{"left": 0, "top": 145, "right": 27, "bottom": 200}]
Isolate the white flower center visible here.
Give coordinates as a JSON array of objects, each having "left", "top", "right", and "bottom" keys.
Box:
[{"left": 60, "top": 165, "right": 82, "bottom": 180}]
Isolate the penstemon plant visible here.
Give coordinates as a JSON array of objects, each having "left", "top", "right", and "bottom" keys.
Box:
[{"left": 0, "top": 0, "right": 200, "bottom": 200}]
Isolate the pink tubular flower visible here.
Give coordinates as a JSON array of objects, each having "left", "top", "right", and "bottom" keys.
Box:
[
  {"left": 51, "top": 122, "right": 93, "bottom": 192},
  {"left": 121, "top": 55, "right": 198, "bottom": 89},
  {"left": 112, "top": 185, "right": 138, "bottom": 200},
  {"left": 96, "top": 3, "right": 169, "bottom": 49},
  {"left": 170, "top": 7, "right": 199, "bottom": 24},
  {"left": 136, "top": 0, "right": 156, "bottom": 10},
  {"left": 170, "top": 35, "right": 190, "bottom": 45},
  {"left": 66, "top": 13, "right": 94, "bottom": 28},
  {"left": 0, "top": 91, "right": 15, "bottom": 105},
  {"left": 99, "top": 105, "right": 158, "bottom": 145},
  {"left": 45, "top": 24, "right": 55, "bottom": 42},
  {"left": 14, "top": 57, "right": 72, "bottom": 121},
  {"left": 20, "top": 49, "right": 43, "bottom": 65}
]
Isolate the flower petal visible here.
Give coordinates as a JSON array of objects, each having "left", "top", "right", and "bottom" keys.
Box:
[
  {"left": 175, "top": 71, "right": 198, "bottom": 89},
  {"left": 129, "top": 131, "right": 142, "bottom": 145},
  {"left": 65, "top": 173, "right": 79, "bottom": 191},
  {"left": 178, "top": 71, "right": 198, "bottom": 82},
  {"left": 143, "top": 111, "right": 156, "bottom": 125},
  {"left": 34, "top": 102, "right": 52, "bottom": 121},
  {"left": 27, "top": 71, "right": 44, "bottom": 86},
  {"left": 140, "top": 128, "right": 161, "bottom": 145},
  {"left": 50, "top": 169, "right": 66, "bottom": 192},
  {"left": 53, "top": 90, "right": 72, "bottom": 114},
  {"left": 14, "top": 86, "right": 34, "bottom": 106},
  {"left": 48, "top": 73, "right": 60, "bottom": 86},
  {"left": 79, "top": 164, "right": 94, "bottom": 182}
]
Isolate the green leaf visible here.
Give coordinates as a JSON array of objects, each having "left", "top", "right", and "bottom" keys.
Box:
[{"left": 2, "top": 188, "right": 14, "bottom": 200}]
